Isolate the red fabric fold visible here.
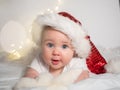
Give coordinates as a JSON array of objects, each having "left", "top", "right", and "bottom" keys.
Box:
[{"left": 86, "top": 36, "right": 107, "bottom": 74}]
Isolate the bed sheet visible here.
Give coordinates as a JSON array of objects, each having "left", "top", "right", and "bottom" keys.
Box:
[{"left": 0, "top": 46, "right": 120, "bottom": 90}]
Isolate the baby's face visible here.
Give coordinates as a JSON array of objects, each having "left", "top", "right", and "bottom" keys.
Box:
[{"left": 41, "top": 28, "right": 74, "bottom": 73}]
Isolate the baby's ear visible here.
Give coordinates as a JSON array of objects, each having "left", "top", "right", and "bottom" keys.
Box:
[
  {"left": 86, "top": 37, "right": 107, "bottom": 74},
  {"left": 73, "top": 51, "right": 78, "bottom": 57}
]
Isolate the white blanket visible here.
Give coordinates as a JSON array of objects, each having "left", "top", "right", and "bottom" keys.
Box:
[{"left": 0, "top": 46, "right": 120, "bottom": 90}]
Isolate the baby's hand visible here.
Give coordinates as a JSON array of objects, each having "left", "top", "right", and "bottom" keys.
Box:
[
  {"left": 74, "top": 70, "right": 89, "bottom": 83},
  {"left": 24, "top": 67, "right": 39, "bottom": 78}
]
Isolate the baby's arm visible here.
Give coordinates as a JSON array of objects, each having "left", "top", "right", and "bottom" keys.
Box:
[
  {"left": 24, "top": 67, "right": 39, "bottom": 78},
  {"left": 74, "top": 70, "right": 89, "bottom": 83}
]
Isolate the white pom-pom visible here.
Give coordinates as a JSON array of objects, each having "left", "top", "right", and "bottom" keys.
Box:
[{"left": 105, "top": 59, "right": 120, "bottom": 74}]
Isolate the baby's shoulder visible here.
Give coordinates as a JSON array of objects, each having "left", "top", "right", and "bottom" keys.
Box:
[
  {"left": 69, "top": 58, "right": 86, "bottom": 68},
  {"left": 71, "top": 57, "right": 86, "bottom": 63}
]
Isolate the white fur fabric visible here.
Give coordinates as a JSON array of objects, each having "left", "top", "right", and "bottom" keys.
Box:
[
  {"left": 14, "top": 69, "right": 82, "bottom": 90},
  {"left": 105, "top": 59, "right": 120, "bottom": 74},
  {"left": 97, "top": 46, "right": 120, "bottom": 74}
]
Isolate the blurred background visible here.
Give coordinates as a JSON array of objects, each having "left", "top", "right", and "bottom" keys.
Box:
[{"left": 0, "top": 0, "right": 120, "bottom": 49}]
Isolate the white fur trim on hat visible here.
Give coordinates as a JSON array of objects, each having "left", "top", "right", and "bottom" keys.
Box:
[
  {"left": 105, "top": 59, "right": 120, "bottom": 73},
  {"left": 32, "top": 12, "right": 91, "bottom": 58}
]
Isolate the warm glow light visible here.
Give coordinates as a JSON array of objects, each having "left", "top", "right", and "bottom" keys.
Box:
[
  {"left": 0, "top": 0, "right": 64, "bottom": 60},
  {"left": 47, "top": 8, "right": 50, "bottom": 12},
  {"left": 0, "top": 20, "right": 34, "bottom": 60},
  {"left": 8, "top": 50, "right": 21, "bottom": 60},
  {"left": 39, "top": 0, "right": 63, "bottom": 14},
  {"left": 54, "top": 0, "right": 62, "bottom": 11},
  {"left": 11, "top": 44, "right": 15, "bottom": 47},
  {"left": 19, "top": 46, "right": 23, "bottom": 49},
  {"left": 55, "top": 6, "right": 59, "bottom": 11}
]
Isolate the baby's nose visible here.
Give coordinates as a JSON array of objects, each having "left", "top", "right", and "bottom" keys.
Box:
[{"left": 52, "top": 48, "right": 60, "bottom": 56}]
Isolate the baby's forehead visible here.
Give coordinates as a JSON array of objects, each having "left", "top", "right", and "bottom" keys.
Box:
[
  {"left": 41, "top": 28, "right": 72, "bottom": 43},
  {"left": 42, "top": 26, "right": 70, "bottom": 39}
]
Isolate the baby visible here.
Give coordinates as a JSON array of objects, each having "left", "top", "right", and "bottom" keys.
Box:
[
  {"left": 14, "top": 12, "right": 113, "bottom": 89},
  {"left": 24, "top": 12, "right": 91, "bottom": 82}
]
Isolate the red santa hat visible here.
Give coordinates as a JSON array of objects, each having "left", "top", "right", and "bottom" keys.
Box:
[
  {"left": 32, "top": 12, "right": 91, "bottom": 58},
  {"left": 32, "top": 11, "right": 120, "bottom": 74}
]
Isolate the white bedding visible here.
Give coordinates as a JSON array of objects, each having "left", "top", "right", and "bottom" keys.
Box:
[{"left": 0, "top": 46, "right": 120, "bottom": 90}]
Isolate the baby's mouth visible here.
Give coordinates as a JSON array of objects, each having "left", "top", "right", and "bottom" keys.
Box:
[{"left": 51, "top": 59, "right": 60, "bottom": 65}]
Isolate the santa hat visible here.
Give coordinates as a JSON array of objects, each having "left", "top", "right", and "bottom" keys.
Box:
[
  {"left": 32, "top": 11, "right": 120, "bottom": 74},
  {"left": 32, "top": 12, "right": 91, "bottom": 58}
]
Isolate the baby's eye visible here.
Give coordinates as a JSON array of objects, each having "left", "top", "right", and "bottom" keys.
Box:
[
  {"left": 62, "top": 44, "right": 68, "bottom": 49},
  {"left": 47, "top": 43, "right": 54, "bottom": 48}
]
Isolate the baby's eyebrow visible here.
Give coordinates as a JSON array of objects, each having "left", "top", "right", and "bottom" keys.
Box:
[
  {"left": 62, "top": 41, "right": 70, "bottom": 44},
  {"left": 62, "top": 41, "right": 73, "bottom": 46},
  {"left": 43, "top": 39, "right": 53, "bottom": 42},
  {"left": 62, "top": 39, "right": 72, "bottom": 43},
  {"left": 42, "top": 39, "right": 53, "bottom": 43}
]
